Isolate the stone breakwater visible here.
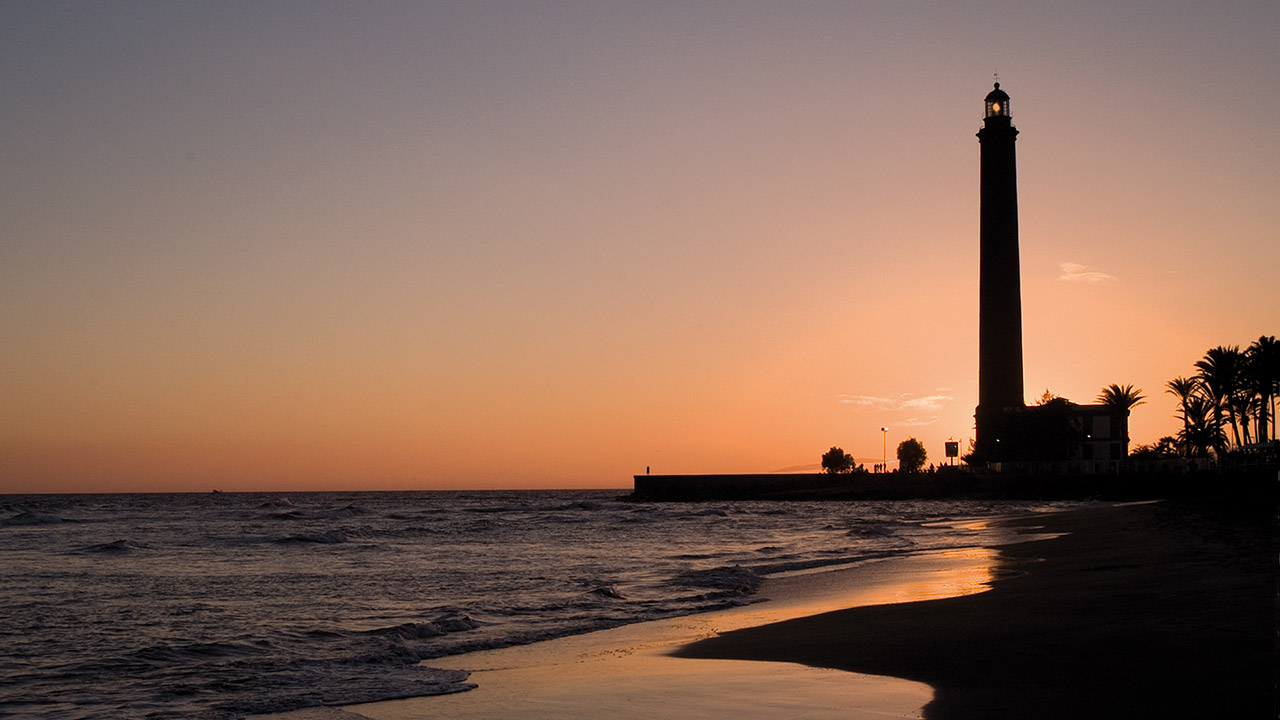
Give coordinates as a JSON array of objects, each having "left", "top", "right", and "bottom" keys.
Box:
[{"left": 630, "top": 467, "right": 1278, "bottom": 501}]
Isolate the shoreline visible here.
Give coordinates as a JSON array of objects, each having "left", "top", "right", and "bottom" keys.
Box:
[
  {"left": 251, "top": 514, "right": 1038, "bottom": 720},
  {"left": 251, "top": 500, "right": 1274, "bottom": 719},
  {"left": 676, "top": 500, "right": 1276, "bottom": 718}
]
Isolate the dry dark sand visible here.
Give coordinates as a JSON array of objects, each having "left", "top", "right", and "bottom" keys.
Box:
[{"left": 675, "top": 501, "right": 1277, "bottom": 719}]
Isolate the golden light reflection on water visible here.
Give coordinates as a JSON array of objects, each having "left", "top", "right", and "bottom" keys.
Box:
[
  {"left": 705, "top": 547, "right": 1002, "bottom": 635},
  {"left": 813, "top": 547, "right": 997, "bottom": 609}
]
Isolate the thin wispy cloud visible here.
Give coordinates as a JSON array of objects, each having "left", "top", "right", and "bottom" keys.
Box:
[
  {"left": 837, "top": 392, "right": 953, "bottom": 429},
  {"left": 1059, "top": 262, "right": 1118, "bottom": 284},
  {"left": 837, "top": 393, "right": 953, "bottom": 413}
]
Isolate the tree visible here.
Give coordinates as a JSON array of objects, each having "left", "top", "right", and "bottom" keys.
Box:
[
  {"left": 1165, "top": 336, "right": 1275, "bottom": 457},
  {"left": 1129, "top": 436, "right": 1178, "bottom": 459},
  {"left": 1097, "top": 383, "right": 1146, "bottom": 411},
  {"left": 1246, "top": 335, "right": 1278, "bottom": 444},
  {"left": 1178, "top": 395, "right": 1224, "bottom": 458},
  {"left": 896, "top": 438, "right": 927, "bottom": 473},
  {"left": 820, "top": 446, "right": 854, "bottom": 474},
  {"left": 1187, "top": 343, "right": 1249, "bottom": 448},
  {"left": 1165, "top": 376, "right": 1199, "bottom": 456},
  {"left": 1035, "top": 389, "right": 1062, "bottom": 405},
  {"left": 1195, "top": 346, "right": 1246, "bottom": 449}
]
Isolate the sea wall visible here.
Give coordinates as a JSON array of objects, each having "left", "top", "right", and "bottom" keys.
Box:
[
  {"left": 629, "top": 468, "right": 1277, "bottom": 502},
  {"left": 631, "top": 472, "right": 981, "bottom": 501}
]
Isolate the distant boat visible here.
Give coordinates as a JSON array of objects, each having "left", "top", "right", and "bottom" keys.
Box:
[{"left": 211, "top": 489, "right": 223, "bottom": 494}]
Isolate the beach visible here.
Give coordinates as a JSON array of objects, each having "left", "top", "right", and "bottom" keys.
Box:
[
  {"left": 680, "top": 500, "right": 1276, "bottom": 718},
  {"left": 256, "top": 500, "right": 1274, "bottom": 719}
]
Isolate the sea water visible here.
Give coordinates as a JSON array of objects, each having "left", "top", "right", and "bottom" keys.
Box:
[{"left": 0, "top": 490, "right": 1071, "bottom": 719}]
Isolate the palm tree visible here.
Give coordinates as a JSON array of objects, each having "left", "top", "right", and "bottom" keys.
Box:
[
  {"left": 1246, "top": 335, "right": 1278, "bottom": 444},
  {"left": 1233, "top": 388, "right": 1255, "bottom": 446},
  {"left": 1195, "top": 346, "right": 1246, "bottom": 449},
  {"left": 1095, "top": 385, "right": 1145, "bottom": 453},
  {"left": 1097, "top": 383, "right": 1146, "bottom": 411},
  {"left": 1165, "top": 376, "right": 1198, "bottom": 457},
  {"left": 1179, "top": 395, "right": 1225, "bottom": 458}
]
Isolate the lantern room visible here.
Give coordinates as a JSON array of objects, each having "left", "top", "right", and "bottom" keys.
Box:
[{"left": 984, "top": 82, "right": 1010, "bottom": 119}]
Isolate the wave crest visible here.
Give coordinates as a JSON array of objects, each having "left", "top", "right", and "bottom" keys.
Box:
[
  {"left": 2, "top": 511, "right": 65, "bottom": 526},
  {"left": 674, "top": 565, "right": 763, "bottom": 596},
  {"left": 275, "top": 530, "right": 347, "bottom": 544},
  {"left": 365, "top": 614, "right": 482, "bottom": 640}
]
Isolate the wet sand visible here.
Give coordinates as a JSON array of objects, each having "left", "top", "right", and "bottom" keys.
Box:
[
  {"left": 252, "top": 537, "right": 1024, "bottom": 720},
  {"left": 677, "top": 501, "right": 1276, "bottom": 718}
]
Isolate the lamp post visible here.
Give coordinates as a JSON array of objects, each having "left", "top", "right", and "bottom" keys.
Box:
[{"left": 881, "top": 427, "right": 888, "bottom": 473}]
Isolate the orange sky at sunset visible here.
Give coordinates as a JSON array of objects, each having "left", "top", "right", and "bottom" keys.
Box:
[{"left": 3, "top": 2, "right": 1277, "bottom": 493}]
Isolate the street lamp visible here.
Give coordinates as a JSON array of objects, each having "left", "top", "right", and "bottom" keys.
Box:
[{"left": 881, "top": 427, "right": 889, "bottom": 473}]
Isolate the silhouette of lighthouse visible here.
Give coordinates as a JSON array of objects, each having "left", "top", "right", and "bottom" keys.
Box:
[{"left": 974, "top": 82, "right": 1024, "bottom": 459}]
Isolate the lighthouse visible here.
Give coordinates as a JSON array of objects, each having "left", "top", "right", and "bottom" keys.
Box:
[{"left": 974, "top": 82, "right": 1025, "bottom": 459}]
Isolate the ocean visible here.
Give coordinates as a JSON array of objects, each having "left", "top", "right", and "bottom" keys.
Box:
[{"left": 0, "top": 490, "right": 1072, "bottom": 719}]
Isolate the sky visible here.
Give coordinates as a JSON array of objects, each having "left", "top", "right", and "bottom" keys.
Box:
[{"left": 2, "top": 1, "right": 1277, "bottom": 493}]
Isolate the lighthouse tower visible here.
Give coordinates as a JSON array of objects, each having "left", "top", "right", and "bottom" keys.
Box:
[{"left": 974, "top": 82, "right": 1025, "bottom": 459}]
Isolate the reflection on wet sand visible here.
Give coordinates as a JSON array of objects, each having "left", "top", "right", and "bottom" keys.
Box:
[{"left": 255, "top": 546, "right": 1008, "bottom": 720}]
